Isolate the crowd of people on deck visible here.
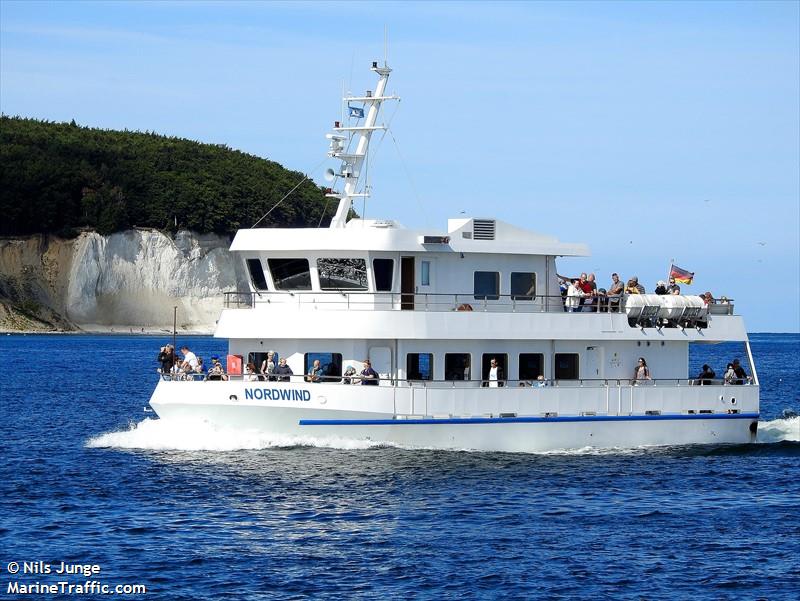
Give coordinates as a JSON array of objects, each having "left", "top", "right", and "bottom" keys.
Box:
[
  {"left": 157, "top": 344, "right": 379, "bottom": 384},
  {"left": 631, "top": 356, "right": 750, "bottom": 385},
  {"left": 559, "top": 272, "right": 722, "bottom": 313}
]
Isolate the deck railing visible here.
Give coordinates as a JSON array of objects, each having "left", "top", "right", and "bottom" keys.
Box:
[
  {"left": 223, "top": 291, "right": 735, "bottom": 317},
  {"left": 159, "top": 372, "right": 752, "bottom": 388}
]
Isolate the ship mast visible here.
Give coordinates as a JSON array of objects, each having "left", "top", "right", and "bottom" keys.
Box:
[{"left": 326, "top": 61, "right": 398, "bottom": 228}]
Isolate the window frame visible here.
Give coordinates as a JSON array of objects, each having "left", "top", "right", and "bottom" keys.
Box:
[
  {"left": 473, "top": 271, "right": 500, "bottom": 301},
  {"left": 510, "top": 272, "right": 537, "bottom": 301},
  {"left": 554, "top": 353, "right": 580, "bottom": 380},
  {"left": 372, "top": 258, "right": 394, "bottom": 292},
  {"left": 518, "top": 353, "right": 544, "bottom": 381},
  {"left": 444, "top": 353, "right": 471, "bottom": 381},
  {"left": 267, "top": 258, "right": 312, "bottom": 291},
  {"left": 406, "top": 352, "right": 434, "bottom": 381},
  {"left": 317, "top": 257, "right": 368, "bottom": 291},
  {"left": 304, "top": 352, "right": 343, "bottom": 383}
]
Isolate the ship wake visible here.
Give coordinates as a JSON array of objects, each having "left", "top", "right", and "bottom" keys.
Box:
[
  {"left": 86, "top": 415, "right": 799, "bottom": 454},
  {"left": 86, "top": 418, "right": 391, "bottom": 452}
]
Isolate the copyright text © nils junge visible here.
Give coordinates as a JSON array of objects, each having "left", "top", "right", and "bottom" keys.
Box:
[{"left": 5, "top": 561, "right": 146, "bottom": 595}]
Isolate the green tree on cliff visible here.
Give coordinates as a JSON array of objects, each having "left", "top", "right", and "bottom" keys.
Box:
[{"left": 0, "top": 116, "right": 333, "bottom": 237}]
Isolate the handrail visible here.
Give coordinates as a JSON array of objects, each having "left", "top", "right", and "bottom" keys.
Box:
[
  {"left": 223, "top": 291, "right": 735, "bottom": 317},
  {"left": 158, "top": 371, "right": 754, "bottom": 387}
]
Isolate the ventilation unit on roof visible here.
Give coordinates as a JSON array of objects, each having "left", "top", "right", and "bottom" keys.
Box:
[{"left": 473, "top": 219, "right": 496, "bottom": 241}]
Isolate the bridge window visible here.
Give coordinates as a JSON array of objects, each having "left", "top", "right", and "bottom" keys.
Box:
[
  {"left": 445, "top": 353, "right": 471, "bottom": 380},
  {"left": 373, "top": 258, "right": 394, "bottom": 292},
  {"left": 554, "top": 353, "right": 579, "bottom": 380},
  {"left": 519, "top": 353, "right": 544, "bottom": 380},
  {"left": 407, "top": 353, "right": 433, "bottom": 381},
  {"left": 304, "top": 352, "right": 342, "bottom": 383},
  {"left": 268, "top": 258, "right": 311, "bottom": 290},
  {"left": 246, "top": 258, "right": 269, "bottom": 291},
  {"left": 318, "top": 258, "right": 368, "bottom": 290},
  {"left": 474, "top": 271, "right": 500, "bottom": 300},
  {"left": 511, "top": 272, "right": 536, "bottom": 301}
]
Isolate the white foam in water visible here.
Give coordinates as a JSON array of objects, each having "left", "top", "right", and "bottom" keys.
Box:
[
  {"left": 87, "top": 416, "right": 800, "bottom": 453},
  {"left": 757, "top": 416, "right": 800, "bottom": 444},
  {"left": 86, "top": 418, "right": 388, "bottom": 452}
]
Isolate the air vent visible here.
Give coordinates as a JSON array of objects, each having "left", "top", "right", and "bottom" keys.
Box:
[{"left": 473, "top": 219, "right": 496, "bottom": 240}]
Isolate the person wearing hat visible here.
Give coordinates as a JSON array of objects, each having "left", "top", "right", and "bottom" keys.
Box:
[
  {"left": 360, "top": 359, "right": 379, "bottom": 385},
  {"left": 207, "top": 355, "right": 227, "bottom": 381},
  {"left": 655, "top": 280, "right": 668, "bottom": 295}
]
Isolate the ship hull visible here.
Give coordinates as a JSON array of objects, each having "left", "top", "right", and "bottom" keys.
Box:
[{"left": 149, "top": 380, "right": 759, "bottom": 452}]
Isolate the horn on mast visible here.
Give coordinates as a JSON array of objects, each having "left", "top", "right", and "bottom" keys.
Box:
[{"left": 327, "top": 61, "right": 397, "bottom": 228}]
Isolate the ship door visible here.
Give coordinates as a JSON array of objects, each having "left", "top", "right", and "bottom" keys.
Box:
[
  {"left": 369, "top": 346, "right": 392, "bottom": 381},
  {"left": 401, "top": 256, "right": 415, "bottom": 310},
  {"left": 585, "top": 346, "right": 604, "bottom": 382}
]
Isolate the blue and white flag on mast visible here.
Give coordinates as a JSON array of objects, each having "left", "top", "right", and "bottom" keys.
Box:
[{"left": 348, "top": 105, "right": 365, "bottom": 119}]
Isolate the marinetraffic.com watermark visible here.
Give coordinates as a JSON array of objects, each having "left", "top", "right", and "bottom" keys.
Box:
[{"left": 5, "top": 561, "right": 146, "bottom": 595}]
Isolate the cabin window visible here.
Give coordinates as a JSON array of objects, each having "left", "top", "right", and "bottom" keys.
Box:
[
  {"left": 511, "top": 272, "right": 536, "bottom": 301},
  {"left": 318, "top": 258, "right": 368, "bottom": 290},
  {"left": 248, "top": 351, "right": 280, "bottom": 375},
  {"left": 519, "top": 353, "right": 544, "bottom": 381},
  {"left": 268, "top": 258, "right": 311, "bottom": 290},
  {"left": 445, "top": 353, "right": 471, "bottom": 381},
  {"left": 246, "top": 258, "right": 269, "bottom": 291},
  {"left": 407, "top": 353, "right": 433, "bottom": 381},
  {"left": 304, "top": 352, "right": 342, "bottom": 383},
  {"left": 481, "top": 353, "right": 508, "bottom": 385},
  {"left": 421, "top": 261, "right": 431, "bottom": 286},
  {"left": 373, "top": 258, "right": 394, "bottom": 292},
  {"left": 554, "top": 353, "right": 579, "bottom": 380},
  {"left": 474, "top": 271, "right": 500, "bottom": 300}
]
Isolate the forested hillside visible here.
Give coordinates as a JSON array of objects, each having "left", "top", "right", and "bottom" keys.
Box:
[{"left": 0, "top": 116, "right": 331, "bottom": 236}]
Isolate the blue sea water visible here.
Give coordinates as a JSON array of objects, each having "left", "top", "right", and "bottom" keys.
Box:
[{"left": 1, "top": 333, "right": 798, "bottom": 600}]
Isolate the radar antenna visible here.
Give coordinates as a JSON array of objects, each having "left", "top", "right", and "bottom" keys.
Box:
[{"left": 326, "top": 60, "right": 399, "bottom": 228}]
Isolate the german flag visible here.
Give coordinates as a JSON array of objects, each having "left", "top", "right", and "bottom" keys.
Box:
[{"left": 669, "top": 264, "right": 694, "bottom": 285}]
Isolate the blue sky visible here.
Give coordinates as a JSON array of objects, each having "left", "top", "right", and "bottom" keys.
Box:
[{"left": 1, "top": 1, "right": 798, "bottom": 332}]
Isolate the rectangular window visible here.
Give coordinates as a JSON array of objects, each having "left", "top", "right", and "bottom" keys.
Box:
[
  {"left": 246, "top": 258, "right": 269, "bottom": 291},
  {"left": 554, "top": 353, "right": 579, "bottom": 380},
  {"left": 304, "top": 352, "right": 342, "bottom": 383},
  {"left": 373, "top": 258, "right": 394, "bottom": 292},
  {"left": 407, "top": 353, "right": 433, "bottom": 381},
  {"left": 481, "top": 353, "right": 508, "bottom": 385},
  {"left": 474, "top": 271, "right": 500, "bottom": 300},
  {"left": 511, "top": 272, "right": 536, "bottom": 301},
  {"left": 421, "top": 260, "right": 431, "bottom": 286},
  {"left": 519, "top": 353, "right": 544, "bottom": 381},
  {"left": 268, "top": 258, "right": 311, "bottom": 290},
  {"left": 445, "top": 353, "right": 471, "bottom": 381},
  {"left": 317, "top": 258, "right": 368, "bottom": 290}
]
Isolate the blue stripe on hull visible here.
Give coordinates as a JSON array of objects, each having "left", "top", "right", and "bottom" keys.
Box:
[{"left": 299, "top": 413, "right": 760, "bottom": 426}]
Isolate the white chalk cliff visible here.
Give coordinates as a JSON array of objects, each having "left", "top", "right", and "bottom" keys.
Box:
[{"left": 0, "top": 229, "right": 246, "bottom": 332}]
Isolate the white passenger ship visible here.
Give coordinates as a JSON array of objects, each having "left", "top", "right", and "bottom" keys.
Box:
[{"left": 148, "top": 61, "right": 759, "bottom": 452}]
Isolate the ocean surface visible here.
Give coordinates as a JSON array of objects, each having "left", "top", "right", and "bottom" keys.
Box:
[{"left": 2, "top": 333, "right": 798, "bottom": 600}]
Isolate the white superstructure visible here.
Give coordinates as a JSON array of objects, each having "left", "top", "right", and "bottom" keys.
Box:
[{"left": 148, "top": 62, "right": 760, "bottom": 452}]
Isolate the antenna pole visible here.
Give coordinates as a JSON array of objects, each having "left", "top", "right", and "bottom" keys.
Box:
[{"left": 327, "top": 60, "right": 396, "bottom": 228}]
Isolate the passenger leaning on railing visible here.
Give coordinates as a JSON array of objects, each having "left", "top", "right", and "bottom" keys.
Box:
[
  {"left": 274, "top": 357, "right": 293, "bottom": 382},
  {"left": 633, "top": 357, "right": 651, "bottom": 384},
  {"left": 207, "top": 355, "right": 228, "bottom": 381},
  {"left": 306, "top": 359, "right": 323, "bottom": 383},
  {"left": 244, "top": 362, "right": 259, "bottom": 382},
  {"left": 696, "top": 364, "right": 716, "bottom": 385},
  {"left": 360, "top": 359, "right": 379, "bottom": 385}
]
